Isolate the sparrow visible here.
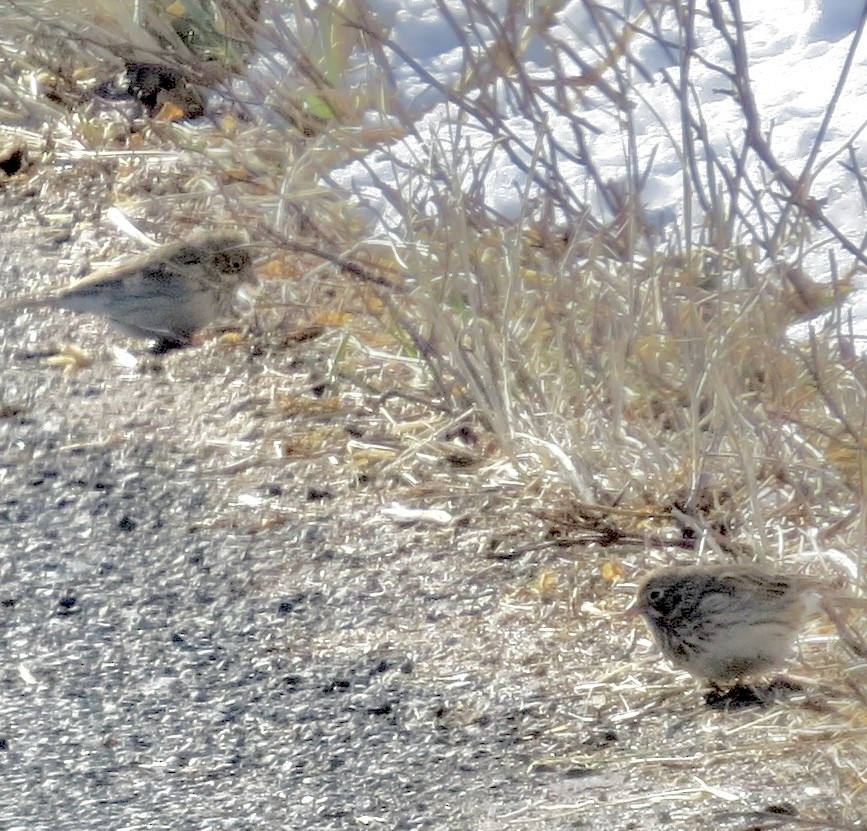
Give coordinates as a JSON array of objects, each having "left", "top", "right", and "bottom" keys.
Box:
[
  {"left": 1, "top": 232, "right": 255, "bottom": 352},
  {"left": 634, "top": 564, "right": 866, "bottom": 683}
]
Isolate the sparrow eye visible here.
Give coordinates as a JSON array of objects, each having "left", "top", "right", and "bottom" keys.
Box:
[{"left": 215, "top": 251, "right": 250, "bottom": 273}]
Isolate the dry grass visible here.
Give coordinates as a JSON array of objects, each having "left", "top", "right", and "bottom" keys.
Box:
[{"left": 1, "top": 0, "right": 867, "bottom": 825}]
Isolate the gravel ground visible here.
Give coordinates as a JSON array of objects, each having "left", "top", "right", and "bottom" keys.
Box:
[{"left": 0, "top": 159, "right": 864, "bottom": 831}]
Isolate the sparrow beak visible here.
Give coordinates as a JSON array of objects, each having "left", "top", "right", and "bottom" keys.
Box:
[{"left": 612, "top": 601, "right": 642, "bottom": 620}]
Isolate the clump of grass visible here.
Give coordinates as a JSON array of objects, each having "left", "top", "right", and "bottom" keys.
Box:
[{"left": 309, "top": 0, "right": 867, "bottom": 569}]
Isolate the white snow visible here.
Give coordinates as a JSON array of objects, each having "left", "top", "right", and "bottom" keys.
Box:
[{"left": 261, "top": 0, "right": 867, "bottom": 336}]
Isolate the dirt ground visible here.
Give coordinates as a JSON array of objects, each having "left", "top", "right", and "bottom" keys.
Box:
[{"left": 0, "top": 158, "right": 864, "bottom": 830}]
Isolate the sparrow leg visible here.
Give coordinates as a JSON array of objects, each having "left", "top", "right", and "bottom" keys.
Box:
[{"left": 150, "top": 336, "right": 191, "bottom": 354}]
